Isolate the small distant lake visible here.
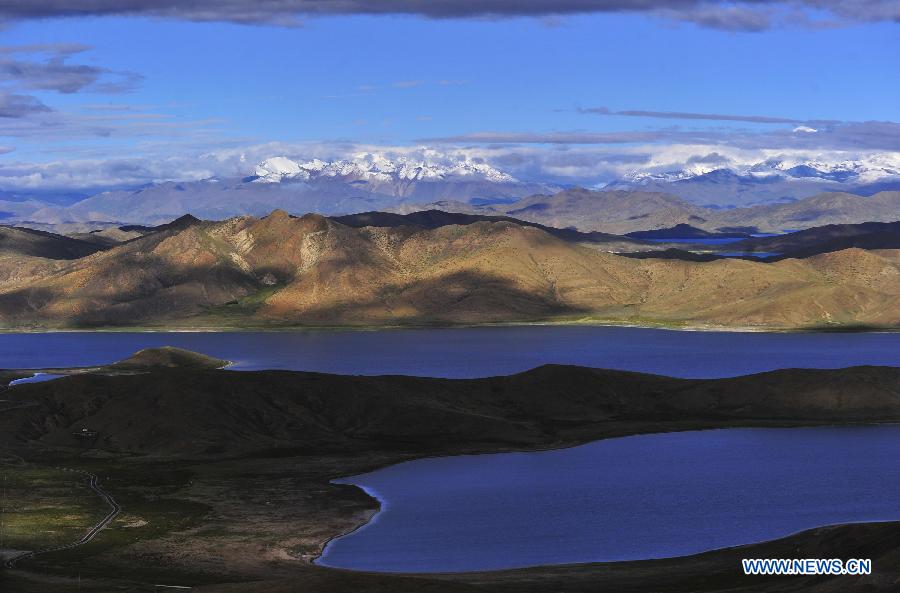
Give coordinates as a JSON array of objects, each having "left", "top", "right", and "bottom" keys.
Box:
[
  {"left": 8, "top": 373, "right": 63, "bottom": 386},
  {"left": 645, "top": 232, "right": 782, "bottom": 245},
  {"left": 715, "top": 251, "right": 782, "bottom": 258},
  {"left": 646, "top": 237, "right": 745, "bottom": 245},
  {"left": 318, "top": 426, "right": 900, "bottom": 572},
  {"left": 0, "top": 327, "right": 898, "bottom": 378}
]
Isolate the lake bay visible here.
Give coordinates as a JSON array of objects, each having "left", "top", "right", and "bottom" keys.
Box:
[{"left": 319, "top": 426, "right": 900, "bottom": 572}]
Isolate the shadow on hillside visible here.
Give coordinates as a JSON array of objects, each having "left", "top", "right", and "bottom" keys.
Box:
[
  {"left": 272, "top": 269, "right": 592, "bottom": 325},
  {"left": 0, "top": 286, "right": 58, "bottom": 320},
  {"left": 0, "top": 252, "right": 267, "bottom": 327},
  {"left": 72, "top": 264, "right": 261, "bottom": 327}
]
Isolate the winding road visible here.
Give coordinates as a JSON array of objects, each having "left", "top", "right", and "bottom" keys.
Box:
[{"left": 4, "top": 468, "right": 121, "bottom": 569}]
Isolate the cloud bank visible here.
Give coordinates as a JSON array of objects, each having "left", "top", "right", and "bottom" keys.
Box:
[{"left": 0, "top": 0, "right": 897, "bottom": 31}]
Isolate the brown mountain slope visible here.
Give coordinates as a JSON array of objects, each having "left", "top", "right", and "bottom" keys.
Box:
[
  {"left": 635, "top": 249, "right": 899, "bottom": 327},
  {"left": 0, "top": 209, "right": 896, "bottom": 329}
]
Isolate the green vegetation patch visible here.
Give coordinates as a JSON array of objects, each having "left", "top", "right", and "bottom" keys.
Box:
[
  {"left": 0, "top": 466, "right": 106, "bottom": 551},
  {"left": 202, "top": 284, "right": 284, "bottom": 319},
  {"left": 4, "top": 461, "right": 210, "bottom": 584}
]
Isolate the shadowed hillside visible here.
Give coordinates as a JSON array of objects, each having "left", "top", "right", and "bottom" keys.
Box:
[{"left": 3, "top": 363, "right": 899, "bottom": 458}]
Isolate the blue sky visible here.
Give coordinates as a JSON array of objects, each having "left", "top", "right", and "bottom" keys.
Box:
[{"left": 0, "top": 2, "right": 898, "bottom": 191}]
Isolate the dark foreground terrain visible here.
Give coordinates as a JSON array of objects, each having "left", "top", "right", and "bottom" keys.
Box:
[{"left": 1, "top": 350, "right": 899, "bottom": 592}]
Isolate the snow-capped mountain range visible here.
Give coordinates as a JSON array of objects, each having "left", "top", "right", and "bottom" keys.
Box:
[
  {"left": 607, "top": 155, "right": 900, "bottom": 207},
  {"left": 616, "top": 155, "right": 900, "bottom": 186},
  {"left": 7, "top": 152, "right": 898, "bottom": 226},
  {"left": 252, "top": 154, "right": 516, "bottom": 184},
  {"left": 17, "top": 154, "right": 554, "bottom": 225}
]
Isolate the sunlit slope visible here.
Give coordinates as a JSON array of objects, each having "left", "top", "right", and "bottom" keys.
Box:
[{"left": 0, "top": 210, "right": 896, "bottom": 329}]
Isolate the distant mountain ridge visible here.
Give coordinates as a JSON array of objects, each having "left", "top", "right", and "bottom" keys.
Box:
[{"left": 418, "top": 189, "right": 900, "bottom": 235}]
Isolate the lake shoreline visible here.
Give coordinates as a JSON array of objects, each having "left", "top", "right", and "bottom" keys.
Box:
[{"left": 0, "top": 317, "right": 896, "bottom": 335}]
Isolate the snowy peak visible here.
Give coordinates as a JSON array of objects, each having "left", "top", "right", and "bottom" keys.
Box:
[
  {"left": 254, "top": 157, "right": 311, "bottom": 182},
  {"left": 252, "top": 154, "right": 517, "bottom": 184},
  {"left": 748, "top": 157, "right": 900, "bottom": 183},
  {"left": 618, "top": 165, "right": 717, "bottom": 185}
]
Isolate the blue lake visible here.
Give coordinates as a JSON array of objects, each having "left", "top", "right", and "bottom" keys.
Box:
[
  {"left": 0, "top": 327, "right": 898, "bottom": 378},
  {"left": 318, "top": 426, "right": 900, "bottom": 572},
  {"left": 8, "top": 373, "right": 64, "bottom": 385}
]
